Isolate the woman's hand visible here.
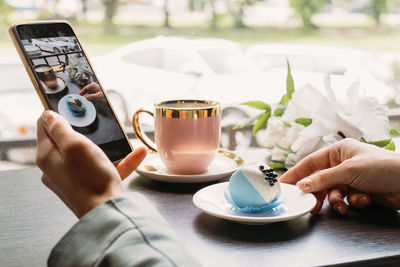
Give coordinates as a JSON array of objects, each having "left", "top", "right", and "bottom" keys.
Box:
[
  {"left": 280, "top": 138, "right": 400, "bottom": 214},
  {"left": 36, "top": 110, "right": 147, "bottom": 218},
  {"left": 79, "top": 82, "right": 104, "bottom": 101}
]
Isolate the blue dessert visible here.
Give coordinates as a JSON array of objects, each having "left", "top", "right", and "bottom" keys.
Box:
[
  {"left": 66, "top": 95, "right": 86, "bottom": 117},
  {"left": 226, "top": 165, "right": 281, "bottom": 213}
]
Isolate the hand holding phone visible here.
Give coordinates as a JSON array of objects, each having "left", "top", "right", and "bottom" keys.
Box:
[
  {"left": 37, "top": 110, "right": 147, "bottom": 218},
  {"left": 9, "top": 21, "right": 132, "bottom": 162}
]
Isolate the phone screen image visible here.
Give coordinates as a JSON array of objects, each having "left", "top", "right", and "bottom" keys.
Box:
[{"left": 15, "top": 23, "right": 131, "bottom": 162}]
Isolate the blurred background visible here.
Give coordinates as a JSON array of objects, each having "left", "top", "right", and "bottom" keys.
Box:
[{"left": 2, "top": 0, "right": 400, "bottom": 170}]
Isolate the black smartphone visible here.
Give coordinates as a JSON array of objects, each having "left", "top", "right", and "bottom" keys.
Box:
[{"left": 9, "top": 20, "right": 132, "bottom": 162}]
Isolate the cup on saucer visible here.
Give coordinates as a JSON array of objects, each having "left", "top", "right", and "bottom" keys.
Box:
[
  {"left": 133, "top": 100, "right": 221, "bottom": 175},
  {"left": 34, "top": 64, "right": 58, "bottom": 90}
]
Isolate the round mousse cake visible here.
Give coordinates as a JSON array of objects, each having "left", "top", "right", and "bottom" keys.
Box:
[
  {"left": 229, "top": 165, "right": 281, "bottom": 209},
  {"left": 66, "top": 95, "right": 86, "bottom": 117}
]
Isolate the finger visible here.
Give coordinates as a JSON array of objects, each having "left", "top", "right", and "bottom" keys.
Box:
[
  {"left": 296, "top": 163, "right": 354, "bottom": 193},
  {"left": 328, "top": 185, "right": 350, "bottom": 214},
  {"left": 347, "top": 189, "right": 371, "bottom": 209},
  {"left": 85, "top": 92, "right": 102, "bottom": 101},
  {"left": 79, "top": 86, "right": 90, "bottom": 96},
  {"left": 36, "top": 114, "right": 64, "bottom": 172},
  {"left": 115, "top": 147, "right": 147, "bottom": 180},
  {"left": 81, "top": 82, "right": 98, "bottom": 93},
  {"left": 41, "top": 110, "right": 83, "bottom": 151},
  {"left": 310, "top": 190, "right": 328, "bottom": 215},
  {"left": 36, "top": 114, "right": 57, "bottom": 157},
  {"left": 280, "top": 144, "right": 340, "bottom": 185}
]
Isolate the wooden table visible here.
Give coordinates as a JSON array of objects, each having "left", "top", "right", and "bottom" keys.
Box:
[{"left": 1, "top": 149, "right": 400, "bottom": 267}]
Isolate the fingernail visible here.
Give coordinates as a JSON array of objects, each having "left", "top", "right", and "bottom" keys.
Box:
[
  {"left": 334, "top": 203, "right": 346, "bottom": 214},
  {"left": 358, "top": 196, "right": 369, "bottom": 207},
  {"left": 297, "top": 178, "right": 312, "bottom": 192},
  {"left": 43, "top": 111, "right": 55, "bottom": 126}
]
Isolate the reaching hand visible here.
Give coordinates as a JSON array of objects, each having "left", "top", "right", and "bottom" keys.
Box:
[
  {"left": 79, "top": 82, "right": 104, "bottom": 101},
  {"left": 36, "top": 110, "right": 147, "bottom": 218},
  {"left": 280, "top": 138, "right": 400, "bottom": 214}
]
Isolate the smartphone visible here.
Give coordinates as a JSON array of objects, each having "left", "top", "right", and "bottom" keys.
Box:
[{"left": 9, "top": 20, "right": 132, "bottom": 162}]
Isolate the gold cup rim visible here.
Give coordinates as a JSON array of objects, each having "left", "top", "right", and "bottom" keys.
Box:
[
  {"left": 34, "top": 64, "right": 53, "bottom": 71},
  {"left": 154, "top": 100, "right": 221, "bottom": 119}
]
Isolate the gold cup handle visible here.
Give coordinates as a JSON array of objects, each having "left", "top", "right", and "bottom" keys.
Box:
[{"left": 132, "top": 109, "right": 157, "bottom": 152}]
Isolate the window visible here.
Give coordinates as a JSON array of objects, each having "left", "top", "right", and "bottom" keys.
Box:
[
  {"left": 161, "top": 48, "right": 193, "bottom": 73},
  {"left": 198, "top": 49, "right": 256, "bottom": 74},
  {"left": 123, "top": 48, "right": 163, "bottom": 69}
]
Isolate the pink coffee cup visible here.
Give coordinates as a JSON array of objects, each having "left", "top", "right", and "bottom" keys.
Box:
[{"left": 133, "top": 100, "right": 221, "bottom": 174}]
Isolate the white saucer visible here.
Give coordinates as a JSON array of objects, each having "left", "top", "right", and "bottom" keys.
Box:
[
  {"left": 136, "top": 149, "right": 244, "bottom": 183},
  {"left": 193, "top": 182, "right": 316, "bottom": 225},
  {"left": 58, "top": 94, "right": 96, "bottom": 127},
  {"left": 41, "top": 77, "right": 67, "bottom": 94}
]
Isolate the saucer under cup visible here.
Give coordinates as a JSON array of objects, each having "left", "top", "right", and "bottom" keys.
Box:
[{"left": 136, "top": 149, "right": 244, "bottom": 183}]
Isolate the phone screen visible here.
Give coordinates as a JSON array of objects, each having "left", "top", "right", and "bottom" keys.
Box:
[{"left": 15, "top": 22, "right": 132, "bottom": 162}]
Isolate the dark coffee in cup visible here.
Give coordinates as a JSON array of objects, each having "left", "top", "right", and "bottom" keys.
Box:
[{"left": 35, "top": 64, "right": 58, "bottom": 89}]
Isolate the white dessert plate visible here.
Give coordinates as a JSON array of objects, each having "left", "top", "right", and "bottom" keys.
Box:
[
  {"left": 193, "top": 182, "right": 317, "bottom": 225},
  {"left": 58, "top": 94, "right": 96, "bottom": 127},
  {"left": 41, "top": 77, "right": 67, "bottom": 94},
  {"left": 136, "top": 149, "right": 244, "bottom": 183}
]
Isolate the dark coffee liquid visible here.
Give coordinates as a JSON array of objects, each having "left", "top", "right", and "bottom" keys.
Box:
[{"left": 35, "top": 65, "right": 57, "bottom": 89}]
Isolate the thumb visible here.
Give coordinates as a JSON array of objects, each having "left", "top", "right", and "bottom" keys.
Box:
[
  {"left": 116, "top": 147, "right": 147, "bottom": 180},
  {"left": 297, "top": 163, "right": 352, "bottom": 193},
  {"left": 42, "top": 110, "right": 81, "bottom": 150}
]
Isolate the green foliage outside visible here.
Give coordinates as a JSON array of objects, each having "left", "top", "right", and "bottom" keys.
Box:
[
  {"left": 189, "top": 0, "right": 205, "bottom": 11},
  {"left": 2, "top": 0, "right": 400, "bottom": 54},
  {"left": 369, "top": 0, "right": 388, "bottom": 25},
  {"left": 228, "top": 0, "right": 260, "bottom": 28},
  {"left": 289, "top": 0, "right": 329, "bottom": 28},
  {"left": 102, "top": 0, "right": 118, "bottom": 31},
  {"left": 209, "top": 0, "right": 220, "bottom": 30},
  {"left": 0, "top": 0, "right": 14, "bottom": 24}
]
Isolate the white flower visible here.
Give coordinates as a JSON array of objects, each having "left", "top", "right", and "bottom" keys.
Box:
[
  {"left": 285, "top": 153, "right": 297, "bottom": 167},
  {"left": 271, "top": 146, "right": 287, "bottom": 162},
  {"left": 256, "top": 84, "right": 324, "bottom": 149},
  {"left": 257, "top": 74, "right": 391, "bottom": 167},
  {"left": 256, "top": 116, "right": 287, "bottom": 148},
  {"left": 291, "top": 75, "right": 390, "bottom": 163}
]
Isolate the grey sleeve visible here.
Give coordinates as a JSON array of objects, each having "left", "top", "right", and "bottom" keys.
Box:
[{"left": 48, "top": 192, "right": 202, "bottom": 267}]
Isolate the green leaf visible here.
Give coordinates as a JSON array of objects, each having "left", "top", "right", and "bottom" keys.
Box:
[
  {"left": 368, "top": 139, "right": 392, "bottom": 148},
  {"left": 390, "top": 128, "right": 400, "bottom": 137},
  {"left": 277, "top": 60, "right": 295, "bottom": 107},
  {"left": 268, "top": 162, "right": 287, "bottom": 169},
  {"left": 279, "top": 94, "right": 291, "bottom": 106},
  {"left": 233, "top": 113, "right": 262, "bottom": 129},
  {"left": 360, "top": 137, "right": 367, "bottom": 143},
  {"left": 273, "top": 106, "right": 286, "bottom": 117},
  {"left": 384, "top": 141, "right": 395, "bottom": 151},
  {"left": 294, "top": 117, "right": 312, "bottom": 127},
  {"left": 286, "top": 59, "right": 295, "bottom": 99},
  {"left": 253, "top": 111, "right": 270, "bottom": 135},
  {"left": 241, "top": 101, "right": 271, "bottom": 111}
]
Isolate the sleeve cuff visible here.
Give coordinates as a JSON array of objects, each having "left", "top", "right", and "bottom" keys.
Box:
[{"left": 48, "top": 191, "right": 200, "bottom": 267}]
